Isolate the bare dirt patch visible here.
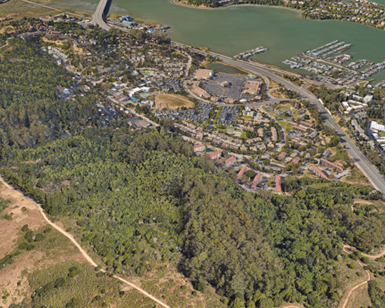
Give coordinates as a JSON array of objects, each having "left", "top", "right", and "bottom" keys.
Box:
[
  {"left": 155, "top": 94, "right": 194, "bottom": 110},
  {"left": 0, "top": 183, "right": 46, "bottom": 259}
]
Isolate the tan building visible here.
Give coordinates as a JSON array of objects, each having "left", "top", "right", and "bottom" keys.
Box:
[
  {"left": 195, "top": 69, "right": 214, "bottom": 80},
  {"left": 243, "top": 80, "right": 263, "bottom": 95}
]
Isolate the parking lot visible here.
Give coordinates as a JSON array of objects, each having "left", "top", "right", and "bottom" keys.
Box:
[{"left": 200, "top": 73, "right": 252, "bottom": 100}]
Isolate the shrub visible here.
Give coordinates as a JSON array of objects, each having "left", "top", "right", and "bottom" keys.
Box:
[
  {"left": 361, "top": 257, "right": 370, "bottom": 264},
  {"left": 24, "top": 231, "right": 34, "bottom": 242},
  {"left": 377, "top": 257, "right": 385, "bottom": 262},
  {"left": 21, "top": 207, "right": 27, "bottom": 212},
  {"left": 348, "top": 263, "right": 355, "bottom": 269},
  {"left": 35, "top": 234, "right": 44, "bottom": 242},
  {"left": 26, "top": 244, "right": 35, "bottom": 251},
  {"left": 43, "top": 226, "right": 51, "bottom": 233},
  {"left": 55, "top": 277, "right": 66, "bottom": 288},
  {"left": 95, "top": 265, "right": 102, "bottom": 271},
  {"left": 356, "top": 272, "right": 362, "bottom": 277},
  {"left": 19, "top": 242, "right": 28, "bottom": 250},
  {"left": 68, "top": 267, "right": 80, "bottom": 278},
  {"left": 96, "top": 272, "right": 104, "bottom": 278},
  {"left": 21, "top": 224, "right": 29, "bottom": 232}
]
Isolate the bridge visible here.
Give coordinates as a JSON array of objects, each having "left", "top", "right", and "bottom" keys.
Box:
[{"left": 92, "top": 0, "right": 111, "bottom": 31}]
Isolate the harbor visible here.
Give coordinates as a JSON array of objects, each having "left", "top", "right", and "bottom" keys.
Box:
[
  {"left": 281, "top": 39, "right": 385, "bottom": 87},
  {"left": 234, "top": 46, "right": 268, "bottom": 60}
]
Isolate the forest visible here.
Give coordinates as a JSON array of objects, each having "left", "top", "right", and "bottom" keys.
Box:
[
  {"left": 1, "top": 127, "right": 384, "bottom": 308},
  {"left": 1, "top": 27, "right": 385, "bottom": 308},
  {"left": 0, "top": 37, "right": 100, "bottom": 149}
]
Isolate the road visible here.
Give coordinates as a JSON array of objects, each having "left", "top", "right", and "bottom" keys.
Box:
[
  {"left": 0, "top": 176, "right": 171, "bottom": 308},
  {"left": 91, "top": 4, "right": 385, "bottom": 192},
  {"left": 92, "top": 0, "right": 111, "bottom": 31},
  {"left": 179, "top": 45, "right": 385, "bottom": 193}
]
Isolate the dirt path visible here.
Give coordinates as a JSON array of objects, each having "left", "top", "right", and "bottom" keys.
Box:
[
  {"left": 339, "top": 246, "right": 372, "bottom": 308},
  {"left": 0, "top": 177, "right": 171, "bottom": 308},
  {"left": 343, "top": 243, "right": 385, "bottom": 259}
]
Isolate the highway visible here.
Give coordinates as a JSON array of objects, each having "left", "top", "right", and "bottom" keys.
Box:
[
  {"left": 92, "top": 0, "right": 111, "bottom": 31},
  {"left": 215, "top": 55, "right": 385, "bottom": 192},
  {"left": 91, "top": 6, "right": 385, "bottom": 192}
]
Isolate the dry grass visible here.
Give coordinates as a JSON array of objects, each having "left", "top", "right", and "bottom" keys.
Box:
[
  {"left": 270, "top": 89, "right": 284, "bottom": 99},
  {"left": 348, "top": 284, "right": 371, "bottom": 308},
  {"left": 341, "top": 167, "right": 373, "bottom": 188},
  {"left": 155, "top": 94, "right": 194, "bottom": 110},
  {"left": 0, "top": 0, "right": 55, "bottom": 19},
  {"left": 268, "top": 78, "right": 281, "bottom": 89},
  {"left": 138, "top": 264, "right": 225, "bottom": 308},
  {"left": 0, "top": 182, "right": 47, "bottom": 260}
]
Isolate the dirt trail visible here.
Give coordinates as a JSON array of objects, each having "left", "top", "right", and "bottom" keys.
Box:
[
  {"left": 343, "top": 243, "right": 385, "bottom": 259},
  {"left": 0, "top": 177, "right": 171, "bottom": 308},
  {"left": 339, "top": 246, "right": 372, "bottom": 308}
]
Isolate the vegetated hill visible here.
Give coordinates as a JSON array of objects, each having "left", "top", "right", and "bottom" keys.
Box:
[
  {"left": 1, "top": 29, "right": 385, "bottom": 308},
  {"left": 1, "top": 127, "right": 384, "bottom": 308},
  {"left": 0, "top": 37, "right": 100, "bottom": 149}
]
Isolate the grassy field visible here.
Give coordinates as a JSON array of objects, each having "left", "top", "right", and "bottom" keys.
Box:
[
  {"left": 155, "top": 94, "right": 195, "bottom": 110},
  {"left": 0, "top": 0, "right": 60, "bottom": 19},
  {"left": 205, "top": 62, "right": 248, "bottom": 76}
]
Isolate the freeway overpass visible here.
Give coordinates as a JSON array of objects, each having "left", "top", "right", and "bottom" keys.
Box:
[{"left": 92, "top": 0, "right": 111, "bottom": 31}]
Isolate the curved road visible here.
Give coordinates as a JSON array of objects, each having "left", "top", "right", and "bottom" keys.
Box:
[
  {"left": 92, "top": 1, "right": 385, "bottom": 192},
  {"left": 92, "top": 0, "right": 111, "bottom": 31},
  {"left": 178, "top": 45, "right": 385, "bottom": 193},
  {"left": 0, "top": 177, "right": 171, "bottom": 308}
]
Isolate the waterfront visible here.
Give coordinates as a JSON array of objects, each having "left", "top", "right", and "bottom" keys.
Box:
[{"left": 52, "top": 0, "right": 385, "bottom": 83}]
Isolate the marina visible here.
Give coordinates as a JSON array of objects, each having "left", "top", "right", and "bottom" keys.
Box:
[
  {"left": 234, "top": 46, "right": 268, "bottom": 60},
  {"left": 52, "top": 0, "right": 385, "bottom": 83}
]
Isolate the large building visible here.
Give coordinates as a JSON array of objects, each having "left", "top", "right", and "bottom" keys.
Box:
[
  {"left": 277, "top": 152, "right": 287, "bottom": 160},
  {"left": 251, "top": 173, "right": 261, "bottom": 190},
  {"left": 243, "top": 79, "right": 263, "bottom": 95},
  {"left": 312, "top": 165, "right": 330, "bottom": 181},
  {"left": 194, "top": 69, "right": 214, "bottom": 80},
  {"left": 193, "top": 144, "right": 206, "bottom": 152},
  {"left": 276, "top": 175, "right": 282, "bottom": 193},
  {"left": 237, "top": 166, "right": 247, "bottom": 180},
  {"left": 210, "top": 150, "right": 222, "bottom": 160},
  {"left": 225, "top": 156, "right": 236, "bottom": 167},
  {"left": 320, "top": 158, "right": 343, "bottom": 173}
]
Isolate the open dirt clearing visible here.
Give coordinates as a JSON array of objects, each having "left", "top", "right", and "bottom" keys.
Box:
[
  {"left": 155, "top": 94, "right": 194, "bottom": 110},
  {"left": 0, "top": 182, "right": 46, "bottom": 259}
]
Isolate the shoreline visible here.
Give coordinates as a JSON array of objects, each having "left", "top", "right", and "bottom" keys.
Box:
[{"left": 171, "top": 0, "right": 303, "bottom": 13}]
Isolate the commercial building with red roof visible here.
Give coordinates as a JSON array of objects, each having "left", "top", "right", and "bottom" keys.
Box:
[
  {"left": 276, "top": 175, "right": 282, "bottom": 193},
  {"left": 320, "top": 158, "right": 344, "bottom": 173},
  {"left": 193, "top": 144, "right": 206, "bottom": 152},
  {"left": 312, "top": 165, "right": 331, "bottom": 181},
  {"left": 251, "top": 173, "right": 261, "bottom": 190},
  {"left": 237, "top": 166, "right": 247, "bottom": 180}
]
